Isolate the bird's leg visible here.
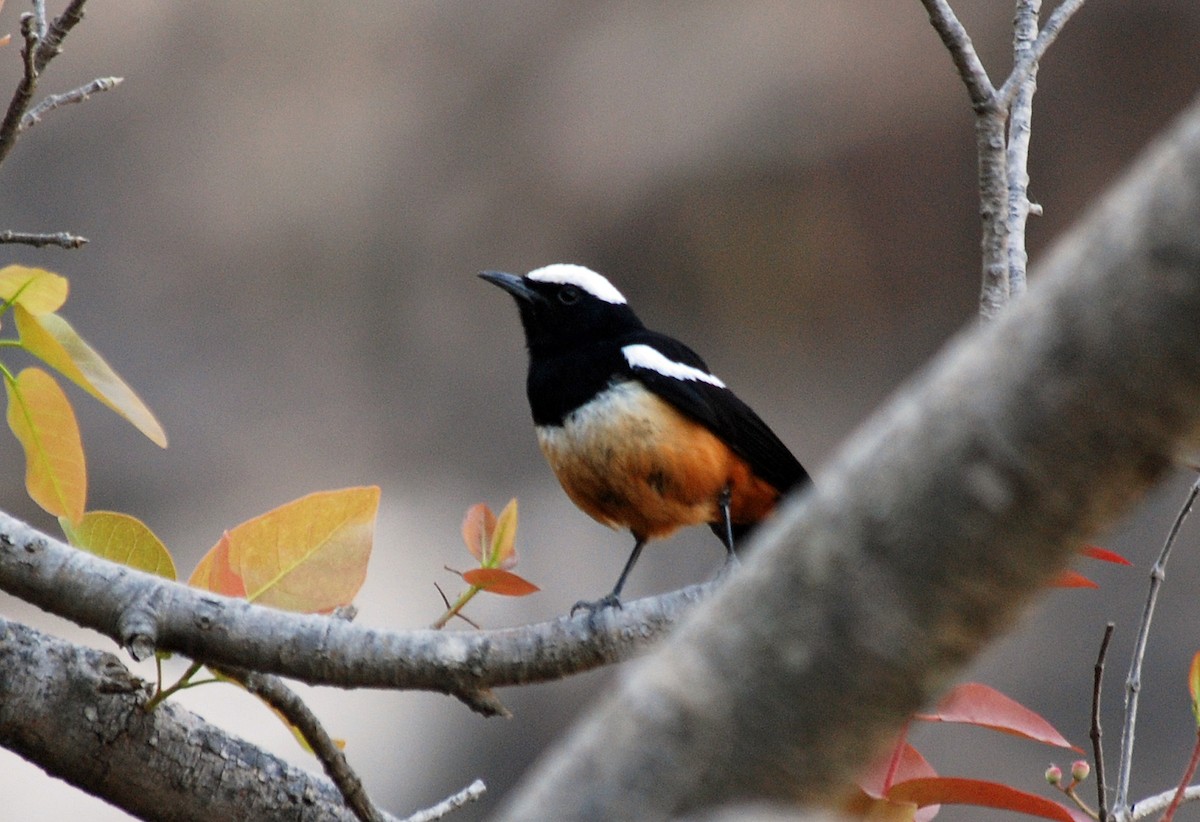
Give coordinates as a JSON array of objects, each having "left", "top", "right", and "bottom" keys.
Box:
[
  {"left": 718, "top": 483, "right": 739, "bottom": 567},
  {"left": 571, "top": 537, "right": 645, "bottom": 615}
]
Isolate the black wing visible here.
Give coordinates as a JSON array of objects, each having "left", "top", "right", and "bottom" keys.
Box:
[{"left": 618, "top": 330, "right": 808, "bottom": 494}]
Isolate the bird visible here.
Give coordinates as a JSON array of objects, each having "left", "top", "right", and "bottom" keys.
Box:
[{"left": 480, "top": 263, "right": 808, "bottom": 612}]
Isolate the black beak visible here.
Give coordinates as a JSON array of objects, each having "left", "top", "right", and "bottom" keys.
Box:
[{"left": 479, "top": 270, "right": 540, "bottom": 304}]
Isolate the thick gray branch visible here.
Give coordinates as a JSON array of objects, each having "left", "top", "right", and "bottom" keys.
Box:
[
  {"left": 0, "top": 513, "right": 706, "bottom": 706},
  {"left": 0, "top": 616, "right": 365, "bottom": 822},
  {"left": 496, "top": 93, "right": 1200, "bottom": 820}
]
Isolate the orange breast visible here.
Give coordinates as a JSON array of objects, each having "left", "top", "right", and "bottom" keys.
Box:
[{"left": 536, "top": 381, "right": 782, "bottom": 541}]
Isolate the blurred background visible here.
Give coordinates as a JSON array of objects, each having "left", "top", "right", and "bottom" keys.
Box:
[{"left": 1, "top": 2, "right": 1199, "bottom": 819}]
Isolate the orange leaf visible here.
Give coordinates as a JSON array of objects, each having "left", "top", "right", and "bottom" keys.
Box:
[
  {"left": 62, "top": 510, "right": 176, "bottom": 579},
  {"left": 190, "top": 487, "right": 379, "bottom": 613},
  {"left": 0, "top": 265, "right": 68, "bottom": 313},
  {"left": 488, "top": 497, "right": 518, "bottom": 569},
  {"left": 461, "top": 503, "right": 496, "bottom": 563},
  {"left": 1051, "top": 570, "right": 1098, "bottom": 589},
  {"left": 462, "top": 567, "right": 539, "bottom": 596},
  {"left": 1080, "top": 545, "right": 1132, "bottom": 566},
  {"left": 15, "top": 306, "right": 167, "bottom": 447},
  {"left": 916, "top": 683, "right": 1081, "bottom": 751},
  {"left": 888, "top": 777, "right": 1077, "bottom": 821},
  {"left": 189, "top": 531, "right": 246, "bottom": 597},
  {"left": 4, "top": 367, "right": 86, "bottom": 524}
]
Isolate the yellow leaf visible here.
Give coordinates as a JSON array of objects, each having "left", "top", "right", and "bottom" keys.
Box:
[
  {"left": 62, "top": 510, "right": 176, "bottom": 579},
  {"left": 489, "top": 497, "right": 518, "bottom": 569},
  {"left": 1190, "top": 652, "right": 1200, "bottom": 726},
  {"left": 0, "top": 265, "right": 68, "bottom": 314},
  {"left": 14, "top": 306, "right": 167, "bottom": 447},
  {"left": 4, "top": 367, "right": 86, "bottom": 524},
  {"left": 191, "top": 487, "right": 379, "bottom": 613}
]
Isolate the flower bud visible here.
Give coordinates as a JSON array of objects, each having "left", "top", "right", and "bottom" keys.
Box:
[
  {"left": 1071, "top": 759, "right": 1090, "bottom": 782},
  {"left": 1045, "top": 764, "right": 1063, "bottom": 786}
]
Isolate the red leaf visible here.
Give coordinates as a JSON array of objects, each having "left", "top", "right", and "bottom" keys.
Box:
[
  {"left": 916, "top": 683, "right": 1081, "bottom": 751},
  {"left": 859, "top": 743, "right": 938, "bottom": 799},
  {"left": 888, "top": 777, "right": 1077, "bottom": 821},
  {"left": 461, "top": 567, "right": 539, "bottom": 596},
  {"left": 1051, "top": 570, "right": 1099, "bottom": 589},
  {"left": 1080, "top": 545, "right": 1132, "bottom": 566}
]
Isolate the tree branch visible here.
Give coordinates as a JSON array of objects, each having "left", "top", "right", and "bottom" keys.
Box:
[
  {"left": 495, "top": 91, "right": 1200, "bottom": 820},
  {"left": 0, "top": 616, "right": 368, "bottom": 821},
  {"left": 221, "top": 666, "right": 398, "bottom": 822},
  {"left": 0, "top": 509, "right": 709, "bottom": 708}
]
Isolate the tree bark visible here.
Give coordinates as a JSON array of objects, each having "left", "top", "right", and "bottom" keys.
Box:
[
  {"left": 496, "top": 92, "right": 1200, "bottom": 820},
  {"left": 0, "top": 617, "right": 362, "bottom": 822}
]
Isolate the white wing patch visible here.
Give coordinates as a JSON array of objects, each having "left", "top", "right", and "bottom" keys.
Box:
[
  {"left": 622, "top": 344, "right": 726, "bottom": 388},
  {"left": 526, "top": 263, "right": 627, "bottom": 305}
]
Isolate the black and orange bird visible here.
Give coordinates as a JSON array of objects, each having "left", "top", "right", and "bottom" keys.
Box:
[{"left": 481, "top": 264, "right": 808, "bottom": 611}]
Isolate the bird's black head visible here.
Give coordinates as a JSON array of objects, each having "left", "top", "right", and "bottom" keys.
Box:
[{"left": 479, "top": 264, "right": 644, "bottom": 354}]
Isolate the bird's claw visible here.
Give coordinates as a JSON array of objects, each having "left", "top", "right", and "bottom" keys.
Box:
[{"left": 570, "top": 593, "right": 623, "bottom": 617}]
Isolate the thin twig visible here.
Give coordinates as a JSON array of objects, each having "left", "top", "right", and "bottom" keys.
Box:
[
  {"left": 400, "top": 779, "right": 486, "bottom": 822},
  {"left": 0, "top": 229, "right": 88, "bottom": 248},
  {"left": 20, "top": 76, "right": 122, "bottom": 132},
  {"left": 1129, "top": 784, "right": 1200, "bottom": 820},
  {"left": 31, "top": 0, "right": 48, "bottom": 39},
  {"left": 34, "top": 0, "right": 88, "bottom": 73},
  {"left": 997, "top": 0, "right": 1090, "bottom": 108},
  {"left": 221, "top": 666, "right": 396, "bottom": 822},
  {"left": 1115, "top": 475, "right": 1200, "bottom": 814},
  {"left": 0, "top": 15, "right": 41, "bottom": 168},
  {"left": 919, "top": 0, "right": 995, "bottom": 106},
  {"left": 1092, "top": 622, "right": 1115, "bottom": 822},
  {"left": 1005, "top": 0, "right": 1041, "bottom": 299}
]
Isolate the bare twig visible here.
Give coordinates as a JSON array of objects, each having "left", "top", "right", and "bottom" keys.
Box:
[
  {"left": 997, "top": 0, "right": 1090, "bottom": 108},
  {"left": 922, "top": 0, "right": 1089, "bottom": 319},
  {"left": 31, "top": 0, "right": 47, "bottom": 39},
  {"left": 400, "top": 779, "right": 486, "bottom": 822},
  {"left": 1092, "top": 622, "right": 1115, "bottom": 822},
  {"left": 0, "top": 15, "right": 41, "bottom": 168},
  {"left": 1115, "top": 475, "right": 1200, "bottom": 815},
  {"left": 0, "top": 229, "right": 87, "bottom": 248},
  {"left": 919, "top": 0, "right": 995, "bottom": 105},
  {"left": 1005, "top": 0, "right": 1041, "bottom": 299},
  {"left": 1129, "top": 784, "right": 1200, "bottom": 820},
  {"left": 33, "top": 0, "right": 87, "bottom": 73},
  {"left": 223, "top": 666, "right": 396, "bottom": 822},
  {"left": 20, "top": 76, "right": 122, "bottom": 132}
]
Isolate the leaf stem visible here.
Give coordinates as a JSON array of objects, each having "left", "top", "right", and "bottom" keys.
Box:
[
  {"left": 431, "top": 586, "right": 482, "bottom": 630},
  {"left": 145, "top": 660, "right": 213, "bottom": 711}
]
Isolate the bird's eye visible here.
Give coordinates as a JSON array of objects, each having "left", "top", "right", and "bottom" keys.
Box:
[{"left": 558, "top": 285, "right": 581, "bottom": 305}]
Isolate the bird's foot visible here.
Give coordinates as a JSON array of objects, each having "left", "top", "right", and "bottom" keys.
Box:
[{"left": 570, "top": 593, "right": 623, "bottom": 617}]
